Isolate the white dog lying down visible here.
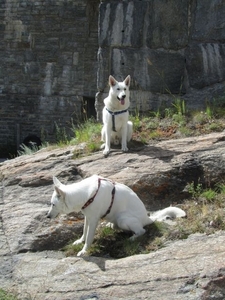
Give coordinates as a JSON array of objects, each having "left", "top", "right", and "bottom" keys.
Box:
[
  {"left": 101, "top": 75, "right": 133, "bottom": 156},
  {"left": 47, "top": 175, "right": 186, "bottom": 256}
]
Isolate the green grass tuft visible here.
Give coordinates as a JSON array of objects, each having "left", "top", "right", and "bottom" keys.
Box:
[{"left": 70, "top": 118, "right": 102, "bottom": 156}]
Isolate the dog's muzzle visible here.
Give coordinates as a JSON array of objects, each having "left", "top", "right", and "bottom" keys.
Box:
[
  {"left": 118, "top": 95, "right": 126, "bottom": 105},
  {"left": 117, "top": 95, "right": 126, "bottom": 101}
]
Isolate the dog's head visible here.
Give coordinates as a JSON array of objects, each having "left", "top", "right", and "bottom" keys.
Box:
[
  {"left": 109, "top": 75, "right": 131, "bottom": 105},
  {"left": 47, "top": 177, "right": 67, "bottom": 219}
]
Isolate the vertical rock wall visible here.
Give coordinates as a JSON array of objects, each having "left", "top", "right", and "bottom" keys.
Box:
[
  {"left": 0, "top": 0, "right": 99, "bottom": 155},
  {"left": 96, "top": 0, "right": 225, "bottom": 120}
]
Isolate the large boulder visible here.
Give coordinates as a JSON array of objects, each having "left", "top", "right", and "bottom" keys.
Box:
[{"left": 1, "top": 131, "right": 225, "bottom": 299}]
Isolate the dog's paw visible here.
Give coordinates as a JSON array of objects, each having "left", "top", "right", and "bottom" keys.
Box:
[
  {"left": 73, "top": 238, "right": 84, "bottom": 245},
  {"left": 77, "top": 249, "right": 88, "bottom": 257},
  {"left": 121, "top": 146, "right": 129, "bottom": 152},
  {"left": 103, "top": 148, "right": 110, "bottom": 157}
]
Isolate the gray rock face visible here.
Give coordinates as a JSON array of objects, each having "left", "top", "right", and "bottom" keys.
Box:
[
  {"left": 185, "top": 43, "right": 225, "bottom": 89},
  {"left": 96, "top": 0, "right": 225, "bottom": 119},
  {"left": 111, "top": 48, "right": 185, "bottom": 93},
  {"left": 192, "top": 0, "right": 225, "bottom": 41},
  {"left": 1, "top": 132, "right": 225, "bottom": 299}
]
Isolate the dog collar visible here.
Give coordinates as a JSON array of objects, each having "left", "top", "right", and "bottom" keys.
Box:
[
  {"left": 106, "top": 108, "right": 128, "bottom": 132},
  {"left": 106, "top": 108, "right": 128, "bottom": 115},
  {"left": 82, "top": 177, "right": 115, "bottom": 219}
]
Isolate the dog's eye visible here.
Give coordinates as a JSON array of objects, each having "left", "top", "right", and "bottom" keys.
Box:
[
  {"left": 52, "top": 203, "right": 55, "bottom": 207},
  {"left": 124, "top": 88, "right": 126, "bottom": 91},
  {"left": 117, "top": 88, "right": 120, "bottom": 91}
]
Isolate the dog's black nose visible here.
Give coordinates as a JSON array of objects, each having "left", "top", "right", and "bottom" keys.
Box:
[
  {"left": 46, "top": 213, "right": 50, "bottom": 218},
  {"left": 122, "top": 95, "right": 126, "bottom": 99}
]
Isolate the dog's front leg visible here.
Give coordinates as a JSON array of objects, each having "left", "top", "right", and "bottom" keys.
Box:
[
  {"left": 73, "top": 216, "right": 88, "bottom": 245},
  {"left": 103, "top": 125, "right": 111, "bottom": 156},
  {"left": 121, "top": 124, "right": 128, "bottom": 152},
  {"left": 77, "top": 218, "right": 99, "bottom": 257}
]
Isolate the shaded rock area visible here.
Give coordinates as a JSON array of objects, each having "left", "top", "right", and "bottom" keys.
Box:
[{"left": 1, "top": 132, "right": 225, "bottom": 299}]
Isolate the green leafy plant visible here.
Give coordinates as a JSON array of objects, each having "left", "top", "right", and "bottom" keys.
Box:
[
  {"left": 172, "top": 113, "right": 186, "bottom": 126},
  {"left": 205, "top": 104, "right": 213, "bottom": 119},
  {"left": 130, "top": 111, "right": 142, "bottom": 131},
  {"left": 201, "top": 189, "right": 217, "bottom": 202},
  {"left": 172, "top": 98, "right": 186, "bottom": 116},
  {"left": 187, "top": 181, "right": 203, "bottom": 199}
]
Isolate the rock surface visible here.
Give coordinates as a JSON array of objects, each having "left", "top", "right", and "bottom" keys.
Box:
[{"left": 1, "top": 132, "right": 225, "bottom": 299}]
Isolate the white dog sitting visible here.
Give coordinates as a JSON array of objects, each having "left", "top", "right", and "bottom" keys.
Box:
[
  {"left": 47, "top": 175, "right": 186, "bottom": 257},
  {"left": 101, "top": 75, "right": 133, "bottom": 156}
]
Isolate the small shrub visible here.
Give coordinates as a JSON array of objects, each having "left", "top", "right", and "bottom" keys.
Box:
[
  {"left": 172, "top": 113, "right": 186, "bottom": 126},
  {"left": 187, "top": 182, "right": 203, "bottom": 199}
]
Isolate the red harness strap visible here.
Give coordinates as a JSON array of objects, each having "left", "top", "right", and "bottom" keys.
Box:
[
  {"left": 81, "top": 177, "right": 115, "bottom": 218},
  {"left": 81, "top": 177, "right": 101, "bottom": 210},
  {"left": 101, "top": 185, "right": 115, "bottom": 219}
]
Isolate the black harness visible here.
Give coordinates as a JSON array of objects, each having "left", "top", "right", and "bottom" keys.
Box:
[{"left": 106, "top": 108, "right": 128, "bottom": 132}]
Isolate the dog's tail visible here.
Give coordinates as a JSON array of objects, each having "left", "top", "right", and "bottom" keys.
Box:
[{"left": 150, "top": 206, "right": 186, "bottom": 222}]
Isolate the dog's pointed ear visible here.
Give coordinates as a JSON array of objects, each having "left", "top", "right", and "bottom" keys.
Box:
[
  {"left": 54, "top": 185, "right": 65, "bottom": 198},
  {"left": 109, "top": 75, "right": 117, "bottom": 87},
  {"left": 124, "top": 75, "right": 131, "bottom": 87},
  {"left": 53, "top": 176, "right": 62, "bottom": 188},
  {"left": 53, "top": 177, "right": 66, "bottom": 197}
]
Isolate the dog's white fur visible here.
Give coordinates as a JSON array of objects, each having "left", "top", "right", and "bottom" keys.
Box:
[
  {"left": 101, "top": 75, "right": 133, "bottom": 156},
  {"left": 47, "top": 175, "right": 186, "bottom": 257}
]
